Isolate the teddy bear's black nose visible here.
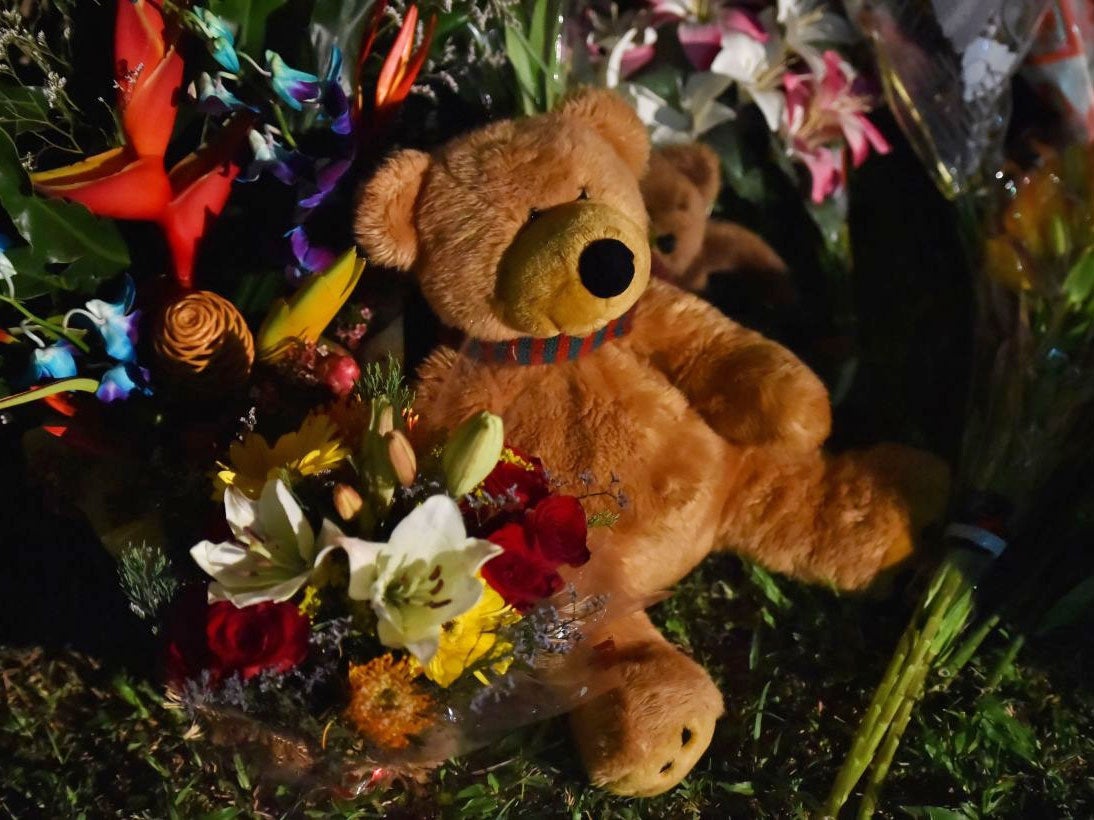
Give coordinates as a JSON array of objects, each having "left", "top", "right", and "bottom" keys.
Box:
[
  {"left": 578, "top": 238, "right": 634, "bottom": 298},
  {"left": 655, "top": 233, "right": 677, "bottom": 254}
]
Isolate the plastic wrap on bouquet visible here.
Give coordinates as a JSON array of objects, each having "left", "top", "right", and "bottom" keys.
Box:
[
  {"left": 1022, "top": 0, "right": 1094, "bottom": 140},
  {"left": 845, "top": 0, "right": 1052, "bottom": 197}
]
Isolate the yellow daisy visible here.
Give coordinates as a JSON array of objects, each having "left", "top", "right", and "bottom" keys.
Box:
[
  {"left": 420, "top": 582, "right": 520, "bottom": 688},
  {"left": 214, "top": 412, "right": 351, "bottom": 499}
]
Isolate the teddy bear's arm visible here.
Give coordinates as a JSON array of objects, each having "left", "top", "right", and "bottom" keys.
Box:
[
  {"left": 632, "top": 278, "right": 831, "bottom": 451},
  {"left": 686, "top": 221, "right": 792, "bottom": 297}
]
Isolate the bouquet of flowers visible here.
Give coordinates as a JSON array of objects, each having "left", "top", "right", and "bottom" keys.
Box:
[
  {"left": 0, "top": 0, "right": 639, "bottom": 793},
  {"left": 823, "top": 1, "right": 1094, "bottom": 815}
]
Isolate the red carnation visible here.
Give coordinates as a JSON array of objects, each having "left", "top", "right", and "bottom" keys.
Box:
[
  {"left": 481, "top": 522, "right": 565, "bottom": 612},
  {"left": 527, "top": 495, "right": 590, "bottom": 567},
  {"left": 166, "top": 590, "right": 310, "bottom": 685}
]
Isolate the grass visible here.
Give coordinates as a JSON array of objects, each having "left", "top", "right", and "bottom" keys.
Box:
[{"left": 3, "top": 553, "right": 1091, "bottom": 819}]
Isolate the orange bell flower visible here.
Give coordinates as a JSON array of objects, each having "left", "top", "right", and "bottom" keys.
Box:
[{"left": 29, "top": 0, "right": 247, "bottom": 288}]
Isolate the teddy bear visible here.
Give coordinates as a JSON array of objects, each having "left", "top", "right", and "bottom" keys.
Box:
[
  {"left": 642, "top": 141, "right": 791, "bottom": 301},
  {"left": 354, "top": 88, "right": 949, "bottom": 797}
]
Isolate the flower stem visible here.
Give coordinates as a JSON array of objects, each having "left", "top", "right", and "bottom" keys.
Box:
[
  {"left": 823, "top": 556, "right": 971, "bottom": 816},
  {"left": 273, "top": 104, "right": 298, "bottom": 149},
  {"left": 0, "top": 295, "right": 91, "bottom": 353}
]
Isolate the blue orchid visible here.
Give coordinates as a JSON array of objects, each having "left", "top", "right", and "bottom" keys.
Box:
[
  {"left": 191, "top": 7, "right": 240, "bottom": 73},
  {"left": 241, "top": 128, "right": 301, "bottom": 185},
  {"left": 0, "top": 233, "right": 15, "bottom": 296},
  {"left": 27, "top": 341, "right": 78, "bottom": 382},
  {"left": 96, "top": 363, "right": 153, "bottom": 403},
  {"left": 321, "top": 48, "right": 353, "bottom": 137},
  {"left": 266, "top": 51, "right": 320, "bottom": 111},
  {"left": 77, "top": 274, "right": 140, "bottom": 363},
  {"left": 193, "top": 72, "right": 254, "bottom": 116}
]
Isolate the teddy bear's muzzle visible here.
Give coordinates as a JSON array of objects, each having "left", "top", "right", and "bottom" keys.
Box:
[{"left": 494, "top": 201, "right": 651, "bottom": 337}]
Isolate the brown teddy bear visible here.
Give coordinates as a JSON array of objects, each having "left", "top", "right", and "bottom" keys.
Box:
[
  {"left": 643, "top": 142, "right": 790, "bottom": 299},
  {"left": 354, "top": 89, "right": 948, "bottom": 797}
]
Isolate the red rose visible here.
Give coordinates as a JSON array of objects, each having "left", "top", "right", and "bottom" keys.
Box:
[
  {"left": 481, "top": 455, "right": 550, "bottom": 508},
  {"left": 527, "top": 495, "right": 590, "bottom": 567},
  {"left": 166, "top": 589, "right": 310, "bottom": 684},
  {"left": 482, "top": 522, "right": 565, "bottom": 612},
  {"left": 206, "top": 600, "right": 310, "bottom": 679}
]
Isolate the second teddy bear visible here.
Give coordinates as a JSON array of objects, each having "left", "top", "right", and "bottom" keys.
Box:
[{"left": 642, "top": 142, "right": 792, "bottom": 299}]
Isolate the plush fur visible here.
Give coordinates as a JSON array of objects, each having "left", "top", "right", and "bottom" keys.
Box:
[
  {"left": 643, "top": 143, "right": 791, "bottom": 297},
  {"left": 355, "top": 89, "right": 949, "bottom": 797}
]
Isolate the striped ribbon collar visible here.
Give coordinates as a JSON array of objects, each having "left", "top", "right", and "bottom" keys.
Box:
[{"left": 459, "top": 309, "right": 636, "bottom": 365}]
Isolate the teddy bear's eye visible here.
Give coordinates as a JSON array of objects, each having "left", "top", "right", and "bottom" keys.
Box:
[
  {"left": 527, "top": 207, "right": 542, "bottom": 223},
  {"left": 578, "top": 187, "right": 589, "bottom": 201}
]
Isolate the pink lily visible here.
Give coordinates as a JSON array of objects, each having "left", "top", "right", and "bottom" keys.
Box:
[{"left": 782, "top": 50, "right": 890, "bottom": 202}]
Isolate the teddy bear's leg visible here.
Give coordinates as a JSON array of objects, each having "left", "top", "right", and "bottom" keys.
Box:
[
  {"left": 716, "top": 443, "right": 950, "bottom": 591},
  {"left": 568, "top": 610, "right": 724, "bottom": 797}
]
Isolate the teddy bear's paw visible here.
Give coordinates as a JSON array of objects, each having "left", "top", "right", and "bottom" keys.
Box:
[{"left": 569, "top": 644, "right": 724, "bottom": 797}]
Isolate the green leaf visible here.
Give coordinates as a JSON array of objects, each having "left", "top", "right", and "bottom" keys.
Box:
[
  {"left": 0, "top": 129, "right": 128, "bottom": 295},
  {"left": 1063, "top": 245, "right": 1094, "bottom": 308},
  {"left": 0, "top": 84, "right": 55, "bottom": 135},
  {"left": 1036, "top": 575, "right": 1094, "bottom": 634},
  {"left": 0, "top": 377, "right": 99, "bottom": 411},
  {"left": 504, "top": 24, "right": 540, "bottom": 116},
  {"left": 207, "top": 0, "right": 289, "bottom": 55}
]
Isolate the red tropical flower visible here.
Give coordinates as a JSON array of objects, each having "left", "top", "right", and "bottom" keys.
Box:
[{"left": 30, "top": 0, "right": 250, "bottom": 288}]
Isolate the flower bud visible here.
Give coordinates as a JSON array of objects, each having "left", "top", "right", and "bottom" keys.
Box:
[
  {"left": 385, "top": 430, "right": 417, "bottom": 487},
  {"left": 333, "top": 483, "right": 363, "bottom": 521},
  {"left": 441, "top": 411, "right": 504, "bottom": 497},
  {"left": 371, "top": 399, "right": 395, "bottom": 436}
]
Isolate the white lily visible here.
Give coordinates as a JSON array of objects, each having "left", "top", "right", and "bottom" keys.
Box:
[
  {"left": 320, "top": 495, "right": 502, "bottom": 664},
  {"left": 709, "top": 25, "right": 786, "bottom": 132},
  {"left": 777, "top": 0, "right": 853, "bottom": 75},
  {"left": 619, "top": 73, "right": 735, "bottom": 145},
  {"left": 191, "top": 478, "right": 337, "bottom": 606}
]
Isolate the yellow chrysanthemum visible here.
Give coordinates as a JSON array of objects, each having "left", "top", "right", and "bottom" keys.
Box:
[
  {"left": 213, "top": 412, "right": 351, "bottom": 499},
  {"left": 419, "top": 582, "right": 520, "bottom": 688},
  {"left": 346, "top": 655, "right": 435, "bottom": 749}
]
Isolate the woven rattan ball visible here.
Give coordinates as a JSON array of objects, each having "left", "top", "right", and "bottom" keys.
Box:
[{"left": 153, "top": 290, "right": 254, "bottom": 394}]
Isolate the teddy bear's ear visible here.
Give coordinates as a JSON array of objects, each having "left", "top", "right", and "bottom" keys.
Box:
[
  {"left": 657, "top": 143, "right": 721, "bottom": 206},
  {"left": 354, "top": 149, "right": 431, "bottom": 270},
  {"left": 558, "top": 88, "right": 650, "bottom": 177}
]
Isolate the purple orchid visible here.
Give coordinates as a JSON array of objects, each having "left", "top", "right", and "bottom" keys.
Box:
[
  {"left": 287, "top": 226, "right": 338, "bottom": 276},
  {"left": 96, "top": 363, "right": 153, "bottom": 403}
]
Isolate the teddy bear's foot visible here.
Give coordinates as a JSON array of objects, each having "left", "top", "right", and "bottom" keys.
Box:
[{"left": 569, "top": 633, "right": 723, "bottom": 797}]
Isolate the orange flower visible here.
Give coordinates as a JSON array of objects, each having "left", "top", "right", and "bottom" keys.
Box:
[
  {"left": 29, "top": 0, "right": 250, "bottom": 288},
  {"left": 345, "top": 655, "right": 435, "bottom": 749},
  {"left": 353, "top": 1, "right": 436, "bottom": 132}
]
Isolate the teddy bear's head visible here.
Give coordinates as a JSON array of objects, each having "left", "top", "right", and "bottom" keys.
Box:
[
  {"left": 641, "top": 143, "right": 721, "bottom": 280},
  {"left": 355, "top": 90, "right": 652, "bottom": 341}
]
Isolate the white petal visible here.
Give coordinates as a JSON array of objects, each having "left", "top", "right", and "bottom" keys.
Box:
[
  {"left": 604, "top": 27, "right": 638, "bottom": 89},
  {"left": 224, "top": 488, "right": 258, "bottom": 540},
  {"left": 276, "top": 478, "right": 315, "bottom": 561},
  {"left": 387, "top": 495, "right": 468, "bottom": 564},
  {"left": 710, "top": 33, "right": 766, "bottom": 83},
  {"left": 751, "top": 89, "right": 786, "bottom": 132},
  {"left": 334, "top": 535, "right": 383, "bottom": 600},
  {"left": 218, "top": 573, "right": 312, "bottom": 606}
]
